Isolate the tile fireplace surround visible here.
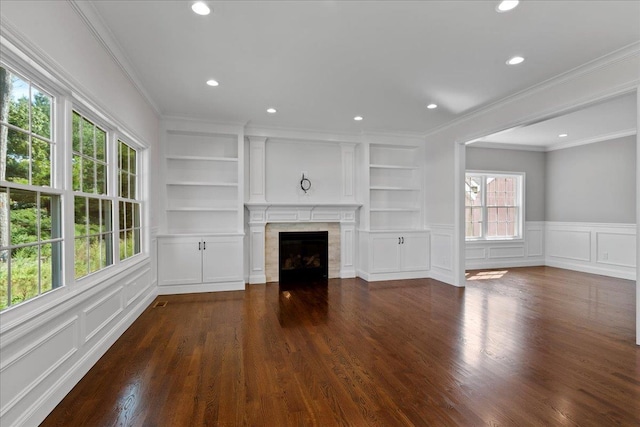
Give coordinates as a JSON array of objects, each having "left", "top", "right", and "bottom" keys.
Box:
[{"left": 245, "top": 203, "right": 360, "bottom": 284}]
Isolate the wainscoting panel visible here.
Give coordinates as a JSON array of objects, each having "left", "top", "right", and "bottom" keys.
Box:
[
  {"left": 546, "top": 222, "right": 636, "bottom": 280},
  {"left": 465, "top": 222, "right": 545, "bottom": 270},
  {"left": 428, "top": 224, "right": 454, "bottom": 285},
  {"left": 0, "top": 317, "right": 78, "bottom": 419},
  {"left": 547, "top": 228, "right": 591, "bottom": 262},
  {"left": 82, "top": 287, "right": 124, "bottom": 344},
  {"left": 0, "top": 259, "right": 156, "bottom": 427}
]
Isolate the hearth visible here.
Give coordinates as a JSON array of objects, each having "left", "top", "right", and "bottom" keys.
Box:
[{"left": 279, "top": 231, "right": 328, "bottom": 283}]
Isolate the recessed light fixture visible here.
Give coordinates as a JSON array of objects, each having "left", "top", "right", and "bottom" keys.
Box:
[
  {"left": 506, "top": 56, "right": 525, "bottom": 65},
  {"left": 496, "top": 0, "right": 519, "bottom": 13},
  {"left": 559, "top": 133, "right": 568, "bottom": 138},
  {"left": 354, "top": 116, "right": 363, "bottom": 121},
  {"left": 206, "top": 79, "right": 219, "bottom": 87},
  {"left": 191, "top": 1, "right": 211, "bottom": 16},
  {"left": 267, "top": 108, "right": 277, "bottom": 114},
  {"left": 427, "top": 103, "right": 438, "bottom": 109}
]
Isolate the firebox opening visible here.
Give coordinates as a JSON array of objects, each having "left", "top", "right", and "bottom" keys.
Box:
[{"left": 279, "top": 231, "right": 328, "bottom": 283}]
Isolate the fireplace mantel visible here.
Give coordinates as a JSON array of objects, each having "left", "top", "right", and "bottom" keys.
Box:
[
  {"left": 245, "top": 202, "right": 361, "bottom": 225},
  {"left": 245, "top": 202, "right": 361, "bottom": 284}
]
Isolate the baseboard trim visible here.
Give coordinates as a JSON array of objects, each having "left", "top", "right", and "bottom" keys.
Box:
[
  {"left": 466, "top": 258, "right": 545, "bottom": 270},
  {"left": 157, "top": 281, "right": 245, "bottom": 295},
  {"left": 545, "top": 259, "right": 635, "bottom": 281}
]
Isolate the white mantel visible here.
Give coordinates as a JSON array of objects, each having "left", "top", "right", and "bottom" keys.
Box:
[{"left": 245, "top": 202, "right": 361, "bottom": 284}]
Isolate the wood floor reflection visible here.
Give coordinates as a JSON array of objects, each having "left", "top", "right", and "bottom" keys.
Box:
[{"left": 42, "top": 267, "right": 639, "bottom": 426}]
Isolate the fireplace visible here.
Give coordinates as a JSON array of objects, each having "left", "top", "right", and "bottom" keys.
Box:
[{"left": 279, "top": 231, "right": 328, "bottom": 283}]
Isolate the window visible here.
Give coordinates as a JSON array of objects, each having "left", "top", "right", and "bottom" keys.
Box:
[
  {"left": 0, "top": 66, "right": 62, "bottom": 309},
  {"left": 465, "top": 173, "right": 523, "bottom": 240},
  {"left": 1, "top": 52, "right": 146, "bottom": 311},
  {"left": 118, "top": 140, "right": 140, "bottom": 260},
  {"left": 72, "top": 111, "right": 113, "bottom": 279}
]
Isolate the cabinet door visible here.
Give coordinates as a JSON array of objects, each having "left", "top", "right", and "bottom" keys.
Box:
[
  {"left": 401, "top": 233, "right": 430, "bottom": 271},
  {"left": 158, "top": 236, "right": 202, "bottom": 286},
  {"left": 370, "top": 234, "right": 401, "bottom": 273},
  {"left": 202, "top": 236, "right": 243, "bottom": 283}
]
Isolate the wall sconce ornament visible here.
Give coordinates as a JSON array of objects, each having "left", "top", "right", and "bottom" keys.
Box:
[{"left": 300, "top": 173, "right": 312, "bottom": 193}]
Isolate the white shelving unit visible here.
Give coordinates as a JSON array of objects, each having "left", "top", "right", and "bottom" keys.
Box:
[
  {"left": 357, "top": 143, "right": 429, "bottom": 281},
  {"left": 368, "top": 145, "right": 423, "bottom": 231},
  {"left": 158, "top": 124, "right": 245, "bottom": 294},
  {"left": 163, "top": 130, "right": 241, "bottom": 234}
]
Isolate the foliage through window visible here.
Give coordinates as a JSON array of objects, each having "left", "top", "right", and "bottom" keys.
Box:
[
  {"left": 118, "top": 141, "right": 140, "bottom": 260},
  {"left": 0, "top": 66, "right": 62, "bottom": 309},
  {"left": 465, "top": 173, "right": 522, "bottom": 240},
  {"left": 72, "top": 111, "right": 113, "bottom": 279}
]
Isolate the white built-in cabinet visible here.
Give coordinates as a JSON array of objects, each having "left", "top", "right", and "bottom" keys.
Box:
[
  {"left": 369, "top": 232, "right": 430, "bottom": 274},
  {"left": 358, "top": 143, "right": 430, "bottom": 281},
  {"left": 158, "top": 121, "right": 245, "bottom": 294},
  {"left": 157, "top": 235, "right": 244, "bottom": 293}
]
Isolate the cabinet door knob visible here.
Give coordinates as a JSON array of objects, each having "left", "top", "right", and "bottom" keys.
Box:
[
  {"left": 198, "top": 242, "right": 201, "bottom": 251},
  {"left": 401, "top": 237, "right": 404, "bottom": 244},
  {"left": 398, "top": 237, "right": 401, "bottom": 245},
  {"left": 203, "top": 241, "right": 206, "bottom": 250}
]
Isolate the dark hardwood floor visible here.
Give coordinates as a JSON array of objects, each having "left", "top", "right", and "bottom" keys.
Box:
[{"left": 42, "top": 267, "right": 639, "bottom": 426}]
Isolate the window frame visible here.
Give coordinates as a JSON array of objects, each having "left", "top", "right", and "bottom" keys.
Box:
[
  {"left": 0, "top": 63, "right": 64, "bottom": 310},
  {"left": 117, "top": 139, "right": 141, "bottom": 262},
  {"left": 465, "top": 171, "right": 525, "bottom": 242}
]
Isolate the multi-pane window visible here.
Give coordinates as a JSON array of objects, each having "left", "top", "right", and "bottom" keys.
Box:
[
  {"left": 72, "top": 111, "right": 113, "bottom": 279},
  {"left": 118, "top": 141, "right": 140, "bottom": 260},
  {"left": 465, "top": 173, "right": 522, "bottom": 240},
  {"left": 0, "top": 66, "right": 62, "bottom": 309}
]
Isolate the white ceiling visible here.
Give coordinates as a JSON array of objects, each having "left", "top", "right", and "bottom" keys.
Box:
[
  {"left": 88, "top": 0, "right": 640, "bottom": 135},
  {"left": 471, "top": 92, "right": 638, "bottom": 151}
]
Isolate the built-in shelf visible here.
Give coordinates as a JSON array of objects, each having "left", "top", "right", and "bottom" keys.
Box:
[
  {"left": 369, "top": 164, "right": 418, "bottom": 170},
  {"left": 370, "top": 208, "right": 420, "bottom": 212},
  {"left": 367, "top": 144, "right": 423, "bottom": 231},
  {"left": 166, "top": 181, "right": 238, "bottom": 187},
  {"left": 166, "top": 155, "right": 238, "bottom": 162},
  {"left": 370, "top": 186, "right": 420, "bottom": 191},
  {"left": 166, "top": 207, "right": 237, "bottom": 212},
  {"left": 164, "top": 129, "right": 241, "bottom": 234}
]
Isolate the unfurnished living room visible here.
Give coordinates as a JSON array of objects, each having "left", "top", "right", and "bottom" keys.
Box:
[{"left": 0, "top": 1, "right": 639, "bottom": 426}]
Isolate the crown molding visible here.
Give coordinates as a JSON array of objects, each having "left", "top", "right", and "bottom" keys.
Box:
[
  {"left": 466, "top": 128, "right": 637, "bottom": 153},
  {"left": 425, "top": 41, "right": 640, "bottom": 139},
  {"left": 161, "top": 114, "right": 425, "bottom": 145},
  {"left": 0, "top": 16, "right": 151, "bottom": 147},
  {"left": 68, "top": 0, "right": 163, "bottom": 117},
  {"left": 545, "top": 128, "right": 637, "bottom": 152},
  {"left": 467, "top": 142, "right": 546, "bottom": 152}
]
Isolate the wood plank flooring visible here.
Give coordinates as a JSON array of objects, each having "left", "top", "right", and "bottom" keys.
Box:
[{"left": 42, "top": 267, "right": 639, "bottom": 426}]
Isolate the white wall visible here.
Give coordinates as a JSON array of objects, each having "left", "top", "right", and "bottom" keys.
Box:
[
  {"left": 0, "top": 2, "right": 160, "bottom": 426},
  {"left": 546, "top": 135, "right": 636, "bottom": 223},
  {"left": 265, "top": 139, "right": 343, "bottom": 203}
]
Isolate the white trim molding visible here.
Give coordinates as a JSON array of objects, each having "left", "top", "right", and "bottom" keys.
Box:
[
  {"left": 466, "top": 222, "right": 545, "bottom": 270},
  {"left": 545, "top": 222, "right": 636, "bottom": 280},
  {"left": 245, "top": 203, "right": 361, "bottom": 284}
]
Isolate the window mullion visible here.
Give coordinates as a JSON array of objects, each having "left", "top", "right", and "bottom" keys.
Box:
[{"left": 482, "top": 176, "right": 487, "bottom": 239}]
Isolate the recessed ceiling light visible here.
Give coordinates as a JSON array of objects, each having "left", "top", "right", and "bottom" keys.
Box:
[
  {"left": 206, "top": 79, "right": 219, "bottom": 87},
  {"left": 496, "top": 1, "right": 519, "bottom": 13},
  {"left": 427, "top": 103, "right": 438, "bottom": 109},
  {"left": 267, "top": 108, "right": 277, "bottom": 114},
  {"left": 559, "top": 133, "right": 568, "bottom": 138},
  {"left": 191, "top": 2, "right": 211, "bottom": 16},
  {"left": 354, "top": 116, "right": 363, "bottom": 121},
  {"left": 506, "top": 56, "right": 525, "bottom": 65}
]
